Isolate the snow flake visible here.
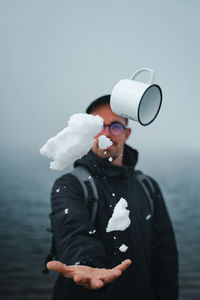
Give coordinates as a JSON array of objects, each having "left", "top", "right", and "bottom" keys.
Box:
[
  {"left": 74, "top": 261, "right": 80, "bottom": 265},
  {"left": 112, "top": 193, "right": 115, "bottom": 197},
  {"left": 89, "top": 229, "right": 96, "bottom": 235},
  {"left": 40, "top": 113, "right": 104, "bottom": 170},
  {"left": 119, "top": 244, "right": 128, "bottom": 252},
  {"left": 64, "top": 208, "right": 69, "bottom": 214},
  {"left": 98, "top": 135, "right": 113, "bottom": 149},
  {"left": 145, "top": 214, "right": 152, "bottom": 220},
  {"left": 106, "top": 198, "right": 131, "bottom": 232},
  {"left": 56, "top": 188, "right": 60, "bottom": 193},
  {"left": 108, "top": 157, "right": 113, "bottom": 162}
]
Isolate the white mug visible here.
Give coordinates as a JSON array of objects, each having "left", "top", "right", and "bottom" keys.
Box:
[{"left": 110, "top": 68, "right": 162, "bottom": 126}]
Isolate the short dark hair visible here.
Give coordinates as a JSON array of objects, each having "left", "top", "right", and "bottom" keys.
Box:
[
  {"left": 86, "top": 95, "right": 111, "bottom": 114},
  {"left": 86, "top": 95, "right": 128, "bottom": 125}
]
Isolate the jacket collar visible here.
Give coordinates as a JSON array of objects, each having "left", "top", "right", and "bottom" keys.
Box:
[{"left": 74, "top": 144, "right": 138, "bottom": 178}]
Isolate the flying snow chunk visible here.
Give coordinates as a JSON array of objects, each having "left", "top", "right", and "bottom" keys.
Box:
[
  {"left": 89, "top": 229, "right": 96, "bottom": 235},
  {"left": 119, "top": 244, "right": 128, "bottom": 252},
  {"left": 98, "top": 135, "right": 113, "bottom": 149},
  {"left": 106, "top": 198, "right": 131, "bottom": 232},
  {"left": 145, "top": 214, "right": 151, "bottom": 220},
  {"left": 40, "top": 113, "right": 103, "bottom": 170}
]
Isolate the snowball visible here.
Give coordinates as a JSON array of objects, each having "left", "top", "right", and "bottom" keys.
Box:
[
  {"left": 89, "top": 229, "right": 96, "bottom": 235},
  {"left": 106, "top": 198, "right": 131, "bottom": 232},
  {"left": 119, "top": 244, "right": 128, "bottom": 252},
  {"left": 145, "top": 214, "right": 151, "bottom": 220},
  {"left": 64, "top": 208, "right": 69, "bottom": 214},
  {"left": 98, "top": 135, "right": 113, "bottom": 149},
  {"left": 40, "top": 113, "right": 103, "bottom": 170}
]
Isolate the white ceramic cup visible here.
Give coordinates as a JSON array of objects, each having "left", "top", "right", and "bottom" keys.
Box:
[{"left": 110, "top": 68, "right": 162, "bottom": 126}]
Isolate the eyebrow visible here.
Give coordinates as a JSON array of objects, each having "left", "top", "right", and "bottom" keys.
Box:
[{"left": 103, "top": 121, "right": 127, "bottom": 127}]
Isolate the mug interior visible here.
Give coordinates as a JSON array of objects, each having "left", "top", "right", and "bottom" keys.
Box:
[{"left": 138, "top": 85, "right": 162, "bottom": 125}]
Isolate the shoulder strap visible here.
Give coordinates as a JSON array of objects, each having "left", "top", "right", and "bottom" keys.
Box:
[
  {"left": 43, "top": 166, "right": 99, "bottom": 274},
  {"left": 71, "top": 165, "right": 99, "bottom": 225},
  {"left": 134, "top": 170, "right": 156, "bottom": 216}
]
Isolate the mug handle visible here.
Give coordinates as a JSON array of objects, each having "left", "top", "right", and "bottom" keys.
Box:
[{"left": 130, "top": 68, "right": 155, "bottom": 84}]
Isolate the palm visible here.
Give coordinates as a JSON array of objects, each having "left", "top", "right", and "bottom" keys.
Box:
[{"left": 47, "top": 259, "right": 131, "bottom": 290}]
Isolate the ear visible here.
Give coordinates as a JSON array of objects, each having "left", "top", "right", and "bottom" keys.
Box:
[{"left": 125, "top": 128, "right": 131, "bottom": 141}]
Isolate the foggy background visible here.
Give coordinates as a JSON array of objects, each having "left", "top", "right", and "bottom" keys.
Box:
[
  {"left": 0, "top": 1, "right": 200, "bottom": 299},
  {"left": 1, "top": 0, "right": 199, "bottom": 166}
]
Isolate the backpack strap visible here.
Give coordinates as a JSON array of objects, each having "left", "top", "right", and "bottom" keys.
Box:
[
  {"left": 134, "top": 170, "right": 156, "bottom": 216},
  {"left": 42, "top": 166, "right": 99, "bottom": 274},
  {"left": 71, "top": 165, "right": 99, "bottom": 225}
]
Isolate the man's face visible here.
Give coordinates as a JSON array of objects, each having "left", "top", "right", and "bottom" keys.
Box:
[{"left": 91, "top": 104, "right": 131, "bottom": 165}]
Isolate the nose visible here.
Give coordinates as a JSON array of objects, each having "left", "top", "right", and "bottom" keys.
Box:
[{"left": 102, "top": 125, "right": 111, "bottom": 138}]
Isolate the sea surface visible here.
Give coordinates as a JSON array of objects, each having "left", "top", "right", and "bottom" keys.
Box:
[{"left": 0, "top": 153, "right": 200, "bottom": 300}]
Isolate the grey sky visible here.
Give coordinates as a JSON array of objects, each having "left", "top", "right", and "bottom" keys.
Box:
[{"left": 1, "top": 0, "right": 199, "bottom": 168}]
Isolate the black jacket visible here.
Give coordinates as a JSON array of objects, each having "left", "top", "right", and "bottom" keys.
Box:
[{"left": 50, "top": 145, "right": 179, "bottom": 300}]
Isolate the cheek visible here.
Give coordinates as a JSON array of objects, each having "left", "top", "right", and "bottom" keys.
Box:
[
  {"left": 116, "top": 134, "right": 127, "bottom": 146},
  {"left": 94, "top": 134, "right": 100, "bottom": 140},
  {"left": 111, "top": 136, "right": 121, "bottom": 146},
  {"left": 93, "top": 135, "right": 101, "bottom": 147},
  {"left": 93, "top": 134, "right": 102, "bottom": 148}
]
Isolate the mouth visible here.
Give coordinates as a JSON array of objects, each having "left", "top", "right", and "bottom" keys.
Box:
[
  {"left": 107, "top": 144, "right": 114, "bottom": 150},
  {"left": 105, "top": 141, "right": 117, "bottom": 151}
]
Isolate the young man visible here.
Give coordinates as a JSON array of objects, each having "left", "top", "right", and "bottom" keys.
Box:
[{"left": 47, "top": 95, "right": 179, "bottom": 300}]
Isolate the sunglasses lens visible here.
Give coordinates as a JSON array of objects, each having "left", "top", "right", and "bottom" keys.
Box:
[{"left": 110, "top": 123, "right": 124, "bottom": 136}]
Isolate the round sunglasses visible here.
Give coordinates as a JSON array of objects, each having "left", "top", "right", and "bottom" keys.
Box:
[{"left": 101, "top": 122, "right": 127, "bottom": 136}]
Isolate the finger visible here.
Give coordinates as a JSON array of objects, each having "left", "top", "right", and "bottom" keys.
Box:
[
  {"left": 73, "top": 274, "right": 85, "bottom": 285},
  {"left": 47, "top": 261, "right": 67, "bottom": 273},
  {"left": 73, "top": 273, "right": 91, "bottom": 286},
  {"left": 90, "top": 278, "right": 104, "bottom": 290},
  {"left": 100, "top": 269, "right": 121, "bottom": 284},
  {"left": 113, "top": 259, "right": 132, "bottom": 272},
  {"left": 101, "top": 260, "right": 132, "bottom": 284},
  {"left": 47, "top": 261, "right": 75, "bottom": 278}
]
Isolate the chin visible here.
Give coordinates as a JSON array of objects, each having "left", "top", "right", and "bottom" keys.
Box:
[
  {"left": 99, "top": 151, "right": 111, "bottom": 160},
  {"left": 103, "top": 149, "right": 119, "bottom": 160}
]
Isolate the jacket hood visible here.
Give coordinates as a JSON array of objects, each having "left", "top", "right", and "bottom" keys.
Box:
[{"left": 74, "top": 144, "right": 138, "bottom": 178}]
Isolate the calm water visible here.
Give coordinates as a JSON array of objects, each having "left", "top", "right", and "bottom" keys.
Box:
[{"left": 0, "top": 154, "right": 200, "bottom": 299}]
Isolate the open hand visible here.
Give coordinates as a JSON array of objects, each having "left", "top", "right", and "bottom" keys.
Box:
[{"left": 47, "top": 259, "right": 131, "bottom": 290}]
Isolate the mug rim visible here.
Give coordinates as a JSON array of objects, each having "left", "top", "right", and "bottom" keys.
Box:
[{"left": 137, "top": 84, "right": 163, "bottom": 126}]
